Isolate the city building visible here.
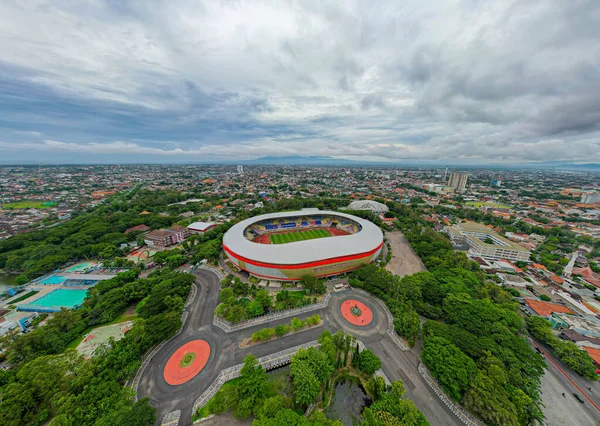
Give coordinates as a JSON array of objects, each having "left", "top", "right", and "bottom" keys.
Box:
[
  {"left": 223, "top": 210, "right": 383, "bottom": 281},
  {"left": 144, "top": 230, "right": 174, "bottom": 248},
  {"left": 581, "top": 191, "right": 600, "bottom": 204},
  {"left": 144, "top": 225, "right": 191, "bottom": 248},
  {"left": 347, "top": 200, "right": 389, "bottom": 214},
  {"left": 447, "top": 172, "right": 469, "bottom": 193},
  {"left": 187, "top": 221, "right": 217, "bottom": 235},
  {"left": 237, "top": 165, "right": 244, "bottom": 175},
  {"left": 445, "top": 222, "right": 531, "bottom": 262}
]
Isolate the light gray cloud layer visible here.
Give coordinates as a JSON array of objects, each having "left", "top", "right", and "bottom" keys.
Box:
[{"left": 1, "top": 0, "right": 599, "bottom": 163}]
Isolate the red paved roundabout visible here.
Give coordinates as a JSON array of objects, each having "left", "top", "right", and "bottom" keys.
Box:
[
  {"left": 163, "top": 340, "right": 210, "bottom": 385},
  {"left": 341, "top": 299, "right": 373, "bottom": 326}
]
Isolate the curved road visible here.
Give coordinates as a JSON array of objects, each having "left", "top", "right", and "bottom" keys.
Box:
[{"left": 137, "top": 269, "right": 463, "bottom": 426}]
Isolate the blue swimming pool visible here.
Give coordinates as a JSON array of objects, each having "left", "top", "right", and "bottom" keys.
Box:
[{"left": 18, "top": 289, "right": 88, "bottom": 312}]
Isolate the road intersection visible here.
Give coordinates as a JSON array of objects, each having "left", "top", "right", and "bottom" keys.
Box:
[{"left": 137, "top": 269, "right": 464, "bottom": 426}]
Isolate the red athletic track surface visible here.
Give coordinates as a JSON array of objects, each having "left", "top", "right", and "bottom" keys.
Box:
[
  {"left": 251, "top": 227, "right": 351, "bottom": 244},
  {"left": 163, "top": 340, "right": 210, "bottom": 386},
  {"left": 341, "top": 299, "right": 373, "bottom": 326}
]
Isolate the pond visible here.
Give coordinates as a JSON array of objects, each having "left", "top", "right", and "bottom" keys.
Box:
[
  {"left": 0, "top": 272, "right": 17, "bottom": 293},
  {"left": 267, "top": 365, "right": 293, "bottom": 397},
  {"left": 325, "top": 378, "right": 371, "bottom": 425}
]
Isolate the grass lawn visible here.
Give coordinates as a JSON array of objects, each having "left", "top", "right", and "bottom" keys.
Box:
[
  {"left": 9, "top": 290, "right": 39, "bottom": 304},
  {"left": 66, "top": 313, "right": 137, "bottom": 350},
  {"left": 273, "top": 290, "right": 308, "bottom": 311},
  {"left": 269, "top": 229, "right": 331, "bottom": 244},
  {"left": 466, "top": 201, "right": 511, "bottom": 209},
  {"left": 2, "top": 200, "right": 53, "bottom": 209}
]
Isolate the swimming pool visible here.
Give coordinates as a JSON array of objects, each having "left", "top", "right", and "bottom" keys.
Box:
[
  {"left": 66, "top": 262, "right": 95, "bottom": 272},
  {"left": 18, "top": 289, "right": 88, "bottom": 312},
  {"left": 40, "top": 275, "right": 67, "bottom": 285}
]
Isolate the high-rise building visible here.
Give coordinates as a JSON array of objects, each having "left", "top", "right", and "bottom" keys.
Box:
[
  {"left": 581, "top": 191, "right": 600, "bottom": 204},
  {"left": 447, "top": 172, "right": 468, "bottom": 193},
  {"left": 237, "top": 165, "right": 244, "bottom": 175}
]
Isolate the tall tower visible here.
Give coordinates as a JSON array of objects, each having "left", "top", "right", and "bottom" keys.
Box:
[
  {"left": 448, "top": 172, "right": 468, "bottom": 193},
  {"left": 237, "top": 165, "right": 244, "bottom": 175},
  {"left": 443, "top": 167, "right": 448, "bottom": 181}
]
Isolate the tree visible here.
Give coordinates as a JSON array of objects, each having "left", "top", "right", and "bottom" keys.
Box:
[
  {"left": 247, "top": 300, "right": 264, "bottom": 317},
  {"left": 299, "top": 275, "right": 326, "bottom": 295},
  {"left": 421, "top": 336, "right": 477, "bottom": 401},
  {"left": 290, "top": 360, "right": 321, "bottom": 407},
  {"left": 254, "top": 289, "right": 273, "bottom": 310},
  {"left": 237, "top": 354, "right": 268, "bottom": 417},
  {"left": 462, "top": 366, "right": 519, "bottom": 426},
  {"left": 219, "top": 287, "right": 235, "bottom": 305},
  {"left": 353, "top": 349, "right": 382, "bottom": 374},
  {"left": 394, "top": 308, "right": 420, "bottom": 345}
]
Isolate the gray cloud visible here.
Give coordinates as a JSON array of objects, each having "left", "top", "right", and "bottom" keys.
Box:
[{"left": 0, "top": 0, "right": 599, "bottom": 163}]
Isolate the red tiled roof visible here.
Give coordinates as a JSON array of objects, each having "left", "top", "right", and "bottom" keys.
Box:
[
  {"left": 525, "top": 299, "right": 573, "bottom": 317},
  {"left": 582, "top": 346, "right": 600, "bottom": 365}
]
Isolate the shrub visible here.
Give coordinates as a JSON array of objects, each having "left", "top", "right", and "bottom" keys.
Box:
[
  {"left": 291, "top": 317, "right": 305, "bottom": 331},
  {"left": 275, "top": 324, "right": 287, "bottom": 337},
  {"left": 306, "top": 314, "right": 321, "bottom": 326}
]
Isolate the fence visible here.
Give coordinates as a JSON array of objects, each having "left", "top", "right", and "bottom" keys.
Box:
[
  {"left": 356, "top": 340, "right": 391, "bottom": 386},
  {"left": 350, "top": 287, "right": 409, "bottom": 351},
  {"left": 213, "top": 292, "right": 331, "bottom": 332},
  {"left": 131, "top": 282, "right": 198, "bottom": 401},
  {"left": 418, "top": 363, "right": 485, "bottom": 426},
  {"left": 192, "top": 340, "right": 320, "bottom": 415},
  {"left": 197, "top": 264, "right": 225, "bottom": 281}
]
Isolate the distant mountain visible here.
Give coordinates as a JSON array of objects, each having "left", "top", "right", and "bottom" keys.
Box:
[
  {"left": 238, "top": 156, "right": 600, "bottom": 171},
  {"left": 242, "top": 155, "right": 362, "bottom": 165}
]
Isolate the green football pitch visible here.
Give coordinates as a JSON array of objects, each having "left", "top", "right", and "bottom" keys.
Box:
[{"left": 269, "top": 229, "right": 331, "bottom": 244}]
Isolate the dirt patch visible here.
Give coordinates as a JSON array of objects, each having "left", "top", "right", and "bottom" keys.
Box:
[
  {"left": 385, "top": 231, "right": 426, "bottom": 277},
  {"left": 122, "top": 304, "right": 137, "bottom": 317}
]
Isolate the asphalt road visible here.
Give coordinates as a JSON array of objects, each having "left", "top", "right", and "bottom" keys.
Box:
[
  {"left": 531, "top": 339, "right": 600, "bottom": 425},
  {"left": 137, "top": 269, "right": 463, "bottom": 426}
]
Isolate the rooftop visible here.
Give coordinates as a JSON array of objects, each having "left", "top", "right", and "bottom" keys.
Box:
[
  {"left": 223, "top": 210, "right": 383, "bottom": 265},
  {"left": 525, "top": 299, "right": 573, "bottom": 317}
]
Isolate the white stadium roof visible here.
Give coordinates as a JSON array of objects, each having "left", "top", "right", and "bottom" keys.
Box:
[
  {"left": 348, "top": 200, "right": 389, "bottom": 214},
  {"left": 187, "top": 221, "right": 215, "bottom": 231},
  {"left": 223, "top": 210, "right": 383, "bottom": 265}
]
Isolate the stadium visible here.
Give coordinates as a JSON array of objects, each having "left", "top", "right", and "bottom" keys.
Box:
[{"left": 222, "top": 210, "right": 384, "bottom": 281}]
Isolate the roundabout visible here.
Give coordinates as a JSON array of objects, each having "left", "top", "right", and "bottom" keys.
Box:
[
  {"left": 137, "top": 268, "right": 463, "bottom": 426},
  {"left": 341, "top": 299, "right": 374, "bottom": 326},
  {"left": 163, "top": 340, "right": 211, "bottom": 386}
]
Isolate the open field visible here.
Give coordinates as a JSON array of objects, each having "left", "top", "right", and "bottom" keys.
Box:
[
  {"left": 269, "top": 228, "right": 331, "bottom": 244},
  {"left": 466, "top": 201, "right": 511, "bottom": 209},
  {"left": 385, "top": 231, "right": 427, "bottom": 278},
  {"left": 1, "top": 200, "right": 53, "bottom": 209}
]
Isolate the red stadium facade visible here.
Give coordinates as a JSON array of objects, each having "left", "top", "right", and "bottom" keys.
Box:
[{"left": 222, "top": 211, "right": 384, "bottom": 281}]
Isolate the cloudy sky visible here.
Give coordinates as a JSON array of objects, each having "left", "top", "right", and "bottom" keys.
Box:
[{"left": 1, "top": 0, "right": 599, "bottom": 164}]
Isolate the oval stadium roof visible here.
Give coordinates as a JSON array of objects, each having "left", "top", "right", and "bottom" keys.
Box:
[
  {"left": 348, "top": 200, "right": 389, "bottom": 214},
  {"left": 223, "top": 210, "right": 383, "bottom": 265}
]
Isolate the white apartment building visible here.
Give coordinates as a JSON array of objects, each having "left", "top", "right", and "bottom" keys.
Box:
[{"left": 446, "top": 222, "right": 531, "bottom": 262}]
